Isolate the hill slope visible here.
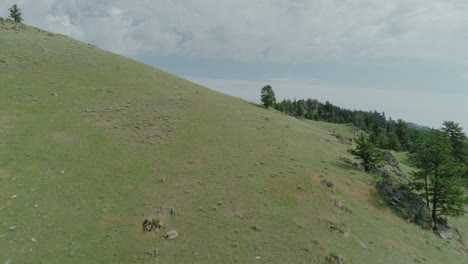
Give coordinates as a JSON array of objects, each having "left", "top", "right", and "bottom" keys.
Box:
[{"left": 0, "top": 21, "right": 466, "bottom": 263}]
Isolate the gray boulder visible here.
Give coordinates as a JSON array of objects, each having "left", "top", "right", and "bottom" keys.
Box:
[
  {"left": 435, "top": 225, "right": 452, "bottom": 239},
  {"left": 326, "top": 254, "right": 345, "bottom": 264},
  {"left": 339, "top": 156, "right": 362, "bottom": 171},
  {"left": 370, "top": 166, "right": 411, "bottom": 185},
  {"left": 370, "top": 151, "right": 411, "bottom": 184},
  {"left": 433, "top": 218, "right": 458, "bottom": 240},
  {"left": 383, "top": 151, "right": 399, "bottom": 168},
  {"left": 332, "top": 133, "right": 352, "bottom": 146},
  {"left": 164, "top": 230, "right": 178, "bottom": 239},
  {"left": 376, "top": 176, "right": 433, "bottom": 229}
]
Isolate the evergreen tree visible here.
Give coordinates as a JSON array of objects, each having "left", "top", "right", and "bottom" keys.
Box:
[
  {"left": 409, "top": 130, "right": 467, "bottom": 222},
  {"left": 395, "top": 119, "right": 409, "bottom": 150},
  {"left": 296, "top": 99, "right": 306, "bottom": 117},
  {"left": 260, "top": 85, "right": 276, "bottom": 108},
  {"left": 442, "top": 121, "right": 468, "bottom": 186},
  {"left": 441, "top": 121, "right": 467, "bottom": 163},
  {"left": 8, "top": 4, "right": 23, "bottom": 23},
  {"left": 387, "top": 133, "right": 402, "bottom": 151},
  {"left": 348, "top": 134, "right": 383, "bottom": 171},
  {"left": 377, "top": 132, "right": 390, "bottom": 149}
]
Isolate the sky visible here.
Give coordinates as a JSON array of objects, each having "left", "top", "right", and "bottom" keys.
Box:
[{"left": 2, "top": 0, "right": 468, "bottom": 129}]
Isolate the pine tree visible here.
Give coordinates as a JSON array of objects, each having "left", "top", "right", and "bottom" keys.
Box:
[
  {"left": 348, "top": 134, "right": 383, "bottom": 171},
  {"left": 441, "top": 121, "right": 467, "bottom": 163},
  {"left": 395, "top": 119, "right": 409, "bottom": 150},
  {"left": 387, "top": 133, "right": 402, "bottom": 151},
  {"left": 260, "top": 85, "right": 276, "bottom": 108},
  {"left": 409, "top": 130, "right": 467, "bottom": 222},
  {"left": 8, "top": 4, "right": 23, "bottom": 23},
  {"left": 296, "top": 99, "right": 305, "bottom": 117}
]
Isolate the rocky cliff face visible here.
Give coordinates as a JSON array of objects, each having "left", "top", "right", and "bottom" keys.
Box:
[
  {"left": 376, "top": 175, "right": 433, "bottom": 229},
  {"left": 374, "top": 151, "right": 433, "bottom": 229},
  {"left": 370, "top": 151, "right": 411, "bottom": 184}
]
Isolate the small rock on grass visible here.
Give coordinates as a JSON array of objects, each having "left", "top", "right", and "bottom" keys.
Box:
[
  {"left": 4, "top": 259, "right": 12, "bottom": 264},
  {"left": 144, "top": 249, "right": 159, "bottom": 257},
  {"left": 9, "top": 225, "right": 17, "bottom": 231},
  {"left": 164, "top": 230, "right": 178, "bottom": 239},
  {"left": 326, "top": 254, "right": 345, "bottom": 264},
  {"left": 358, "top": 240, "right": 367, "bottom": 249}
]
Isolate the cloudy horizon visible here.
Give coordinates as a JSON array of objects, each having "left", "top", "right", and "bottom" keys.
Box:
[{"left": 2, "top": 0, "right": 468, "bottom": 129}]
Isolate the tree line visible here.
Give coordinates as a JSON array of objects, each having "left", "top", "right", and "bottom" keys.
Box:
[
  {"left": 274, "top": 97, "right": 421, "bottom": 152},
  {"left": 260, "top": 85, "right": 467, "bottom": 225}
]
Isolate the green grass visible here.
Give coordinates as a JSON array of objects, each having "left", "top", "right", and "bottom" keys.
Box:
[
  {"left": 393, "top": 151, "right": 415, "bottom": 176},
  {"left": 0, "top": 21, "right": 467, "bottom": 263}
]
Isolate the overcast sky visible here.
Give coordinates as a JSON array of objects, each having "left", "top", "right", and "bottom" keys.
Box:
[{"left": 2, "top": 0, "right": 468, "bottom": 128}]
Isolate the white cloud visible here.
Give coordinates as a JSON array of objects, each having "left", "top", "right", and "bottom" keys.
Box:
[
  {"left": 108, "top": 7, "right": 125, "bottom": 17},
  {"left": 2, "top": 0, "right": 468, "bottom": 63},
  {"left": 45, "top": 14, "right": 81, "bottom": 38}
]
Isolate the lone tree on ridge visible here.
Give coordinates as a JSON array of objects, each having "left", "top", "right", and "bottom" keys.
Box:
[
  {"left": 260, "top": 85, "right": 276, "bottom": 108},
  {"left": 8, "top": 4, "right": 23, "bottom": 23}
]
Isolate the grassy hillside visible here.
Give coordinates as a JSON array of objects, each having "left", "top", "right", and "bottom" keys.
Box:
[{"left": 0, "top": 20, "right": 466, "bottom": 263}]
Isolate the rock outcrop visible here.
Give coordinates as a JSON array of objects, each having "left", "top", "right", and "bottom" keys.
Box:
[
  {"left": 382, "top": 151, "right": 399, "bottom": 167},
  {"left": 370, "top": 151, "right": 411, "bottom": 184},
  {"left": 339, "top": 156, "right": 362, "bottom": 171},
  {"left": 332, "top": 132, "right": 352, "bottom": 146},
  {"left": 376, "top": 175, "right": 433, "bottom": 229},
  {"left": 326, "top": 254, "right": 345, "bottom": 264}
]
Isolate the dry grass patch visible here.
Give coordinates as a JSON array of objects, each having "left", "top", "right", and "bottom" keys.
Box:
[{"left": 88, "top": 96, "right": 194, "bottom": 144}]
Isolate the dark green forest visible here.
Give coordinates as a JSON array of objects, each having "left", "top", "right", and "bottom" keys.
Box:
[{"left": 274, "top": 98, "right": 423, "bottom": 151}]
